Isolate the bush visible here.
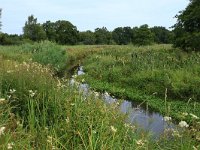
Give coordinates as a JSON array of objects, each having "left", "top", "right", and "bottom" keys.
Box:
[{"left": 21, "top": 41, "right": 67, "bottom": 73}]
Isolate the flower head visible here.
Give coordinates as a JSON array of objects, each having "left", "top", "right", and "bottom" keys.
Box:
[
  {"left": 10, "top": 89, "right": 16, "bottom": 94},
  {"left": 179, "top": 121, "right": 189, "bottom": 128},
  {"left": 28, "top": 90, "right": 37, "bottom": 97},
  {"left": 163, "top": 116, "right": 172, "bottom": 122},
  {"left": 110, "top": 126, "right": 117, "bottom": 133},
  {"left": 0, "top": 126, "right": 6, "bottom": 136},
  {"left": 0, "top": 98, "right": 6, "bottom": 104},
  {"left": 136, "top": 139, "right": 146, "bottom": 146},
  {"left": 7, "top": 142, "right": 14, "bottom": 149}
]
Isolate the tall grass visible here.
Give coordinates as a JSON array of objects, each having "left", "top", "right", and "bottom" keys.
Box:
[
  {"left": 80, "top": 45, "right": 200, "bottom": 124},
  {"left": 0, "top": 44, "right": 199, "bottom": 149},
  {"left": 0, "top": 56, "right": 151, "bottom": 149},
  {"left": 0, "top": 41, "right": 67, "bottom": 74}
]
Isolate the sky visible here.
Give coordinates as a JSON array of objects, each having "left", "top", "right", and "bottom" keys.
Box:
[{"left": 0, "top": 0, "right": 189, "bottom": 35}]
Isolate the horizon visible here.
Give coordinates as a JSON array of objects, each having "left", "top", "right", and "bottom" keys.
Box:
[{"left": 1, "top": 0, "right": 189, "bottom": 35}]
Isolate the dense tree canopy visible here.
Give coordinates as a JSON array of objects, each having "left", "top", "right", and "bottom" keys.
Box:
[
  {"left": 79, "top": 30, "right": 95, "bottom": 45},
  {"left": 173, "top": 0, "right": 200, "bottom": 51},
  {"left": 54, "top": 20, "right": 78, "bottom": 45},
  {"left": 23, "top": 15, "right": 46, "bottom": 41},
  {"left": 151, "top": 26, "right": 174, "bottom": 44},
  {"left": 43, "top": 21, "right": 57, "bottom": 42},
  {"left": 95, "top": 27, "right": 112, "bottom": 44},
  {"left": 132, "top": 24, "right": 154, "bottom": 45},
  {"left": 112, "top": 27, "right": 133, "bottom": 45}
]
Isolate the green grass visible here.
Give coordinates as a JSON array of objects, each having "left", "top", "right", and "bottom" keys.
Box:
[
  {"left": 79, "top": 45, "right": 200, "bottom": 125},
  {"left": 0, "top": 43, "right": 199, "bottom": 149}
]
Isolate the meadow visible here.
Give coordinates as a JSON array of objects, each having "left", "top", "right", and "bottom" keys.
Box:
[
  {"left": 80, "top": 45, "right": 200, "bottom": 124},
  {"left": 0, "top": 42, "right": 199, "bottom": 149}
]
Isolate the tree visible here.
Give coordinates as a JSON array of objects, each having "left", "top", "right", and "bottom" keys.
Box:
[
  {"left": 151, "top": 26, "right": 174, "bottom": 44},
  {"left": 23, "top": 15, "right": 46, "bottom": 41},
  {"left": 112, "top": 27, "right": 133, "bottom": 45},
  {"left": 132, "top": 24, "right": 154, "bottom": 45},
  {"left": 54, "top": 20, "right": 78, "bottom": 45},
  {"left": 95, "top": 27, "right": 112, "bottom": 44},
  {"left": 79, "top": 30, "right": 95, "bottom": 45},
  {"left": 173, "top": 0, "right": 200, "bottom": 51},
  {"left": 43, "top": 21, "right": 57, "bottom": 42}
]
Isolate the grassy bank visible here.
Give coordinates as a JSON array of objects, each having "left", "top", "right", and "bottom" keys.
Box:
[
  {"left": 0, "top": 43, "right": 199, "bottom": 149},
  {"left": 79, "top": 45, "right": 200, "bottom": 125}
]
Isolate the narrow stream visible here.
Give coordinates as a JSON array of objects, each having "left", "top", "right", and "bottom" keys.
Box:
[{"left": 70, "top": 66, "right": 175, "bottom": 138}]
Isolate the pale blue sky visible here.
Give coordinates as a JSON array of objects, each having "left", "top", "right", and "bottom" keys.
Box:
[{"left": 1, "top": 0, "right": 189, "bottom": 34}]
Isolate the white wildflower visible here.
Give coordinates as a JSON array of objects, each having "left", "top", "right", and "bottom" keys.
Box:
[
  {"left": 47, "top": 136, "right": 53, "bottom": 143},
  {"left": 10, "top": 89, "right": 16, "bottom": 94},
  {"left": 92, "top": 130, "right": 97, "bottom": 134},
  {"left": 72, "top": 74, "right": 77, "bottom": 78},
  {"left": 81, "top": 79, "right": 85, "bottom": 83},
  {"left": 0, "top": 98, "right": 6, "bottom": 104},
  {"left": 0, "top": 126, "right": 6, "bottom": 136},
  {"left": 28, "top": 90, "right": 36, "bottom": 97},
  {"left": 7, "top": 70, "right": 14, "bottom": 73},
  {"left": 110, "top": 126, "right": 117, "bottom": 133},
  {"left": 136, "top": 139, "right": 145, "bottom": 146},
  {"left": 182, "top": 112, "right": 188, "bottom": 116},
  {"left": 163, "top": 116, "right": 172, "bottom": 122},
  {"left": 70, "top": 103, "right": 75, "bottom": 106},
  {"left": 179, "top": 121, "right": 189, "bottom": 128},
  {"left": 105, "top": 91, "right": 109, "bottom": 96},
  {"left": 65, "top": 117, "right": 70, "bottom": 123},
  {"left": 7, "top": 142, "right": 14, "bottom": 149},
  {"left": 94, "top": 92, "right": 99, "bottom": 97}
]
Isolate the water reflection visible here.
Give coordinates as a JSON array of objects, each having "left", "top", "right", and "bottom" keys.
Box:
[{"left": 70, "top": 66, "right": 175, "bottom": 137}]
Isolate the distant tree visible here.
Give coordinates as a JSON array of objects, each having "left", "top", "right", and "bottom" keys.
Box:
[
  {"left": 151, "top": 26, "right": 174, "bottom": 44},
  {"left": 112, "top": 27, "right": 133, "bottom": 45},
  {"left": 0, "top": 33, "right": 23, "bottom": 45},
  {"left": 79, "top": 30, "right": 95, "bottom": 45},
  {"left": 132, "top": 24, "right": 154, "bottom": 45},
  {"left": 173, "top": 0, "right": 200, "bottom": 51},
  {"left": 54, "top": 20, "right": 78, "bottom": 45},
  {"left": 23, "top": 15, "right": 46, "bottom": 41},
  {"left": 95, "top": 27, "right": 112, "bottom": 44},
  {"left": 43, "top": 21, "right": 57, "bottom": 42},
  {"left": 0, "top": 9, "right": 2, "bottom": 32}
]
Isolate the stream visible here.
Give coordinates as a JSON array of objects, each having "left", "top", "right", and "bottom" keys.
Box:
[{"left": 70, "top": 66, "right": 175, "bottom": 138}]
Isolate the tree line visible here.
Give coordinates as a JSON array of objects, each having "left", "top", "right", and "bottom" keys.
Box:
[
  {"left": 0, "top": 14, "right": 173, "bottom": 46},
  {"left": 0, "top": 0, "right": 199, "bottom": 51}
]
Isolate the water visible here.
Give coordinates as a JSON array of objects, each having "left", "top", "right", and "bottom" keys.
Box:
[{"left": 70, "top": 66, "right": 175, "bottom": 137}]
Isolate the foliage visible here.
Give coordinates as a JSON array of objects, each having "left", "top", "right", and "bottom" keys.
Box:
[
  {"left": 0, "top": 33, "right": 24, "bottom": 45},
  {"left": 173, "top": 0, "right": 200, "bottom": 51},
  {"left": 151, "top": 26, "right": 174, "bottom": 44},
  {"left": 95, "top": 27, "right": 112, "bottom": 44},
  {"left": 22, "top": 41, "right": 67, "bottom": 73},
  {"left": 0, "top": 45, "right": 199, "bottom": 149},
  {"left": 23, "top": 15, "right": 46, "bottom": 41},
  {"left": 132, "top": 24, "right": 154, "bottom": 45},
  {"left": 0, "top": 55, "right": 148, "bottom": 149},
  {"left": 42, "top": 21, "right": 57, "bottom": 42},
  {"left": 112, "top": 27, "right": 133, "bottom": 45},
  {"left": 81, "top": 45, "right": 200, "bottom": 123},
  {"left": 54, "top": 20, "right": 79, "bottom": 45},
  {"left": 79, "top": 30, "right": 95, "bottom": 45}
]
